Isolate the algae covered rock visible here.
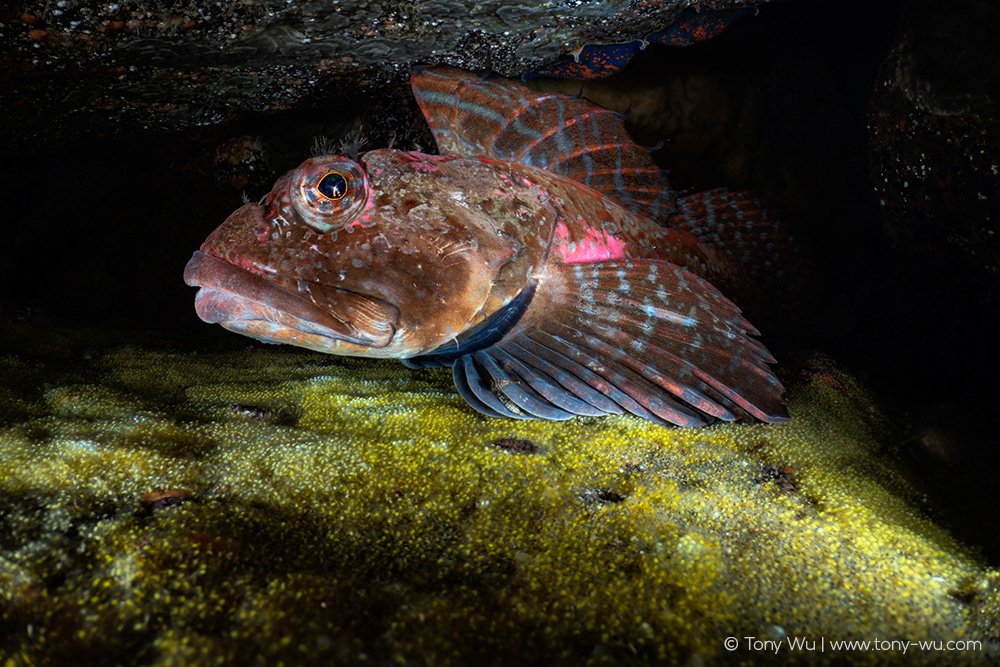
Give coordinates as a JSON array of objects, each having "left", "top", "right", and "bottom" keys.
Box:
[{"left": 0, "top": 318, "right": 997, "bottom": 665}]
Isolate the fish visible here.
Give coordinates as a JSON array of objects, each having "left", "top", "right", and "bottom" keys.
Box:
[
  {"left": 183, "top": 65, "right": 791, "bottom": 427},
  {"left": 523, "top": 7, "right": 756, "bottom": 80}
]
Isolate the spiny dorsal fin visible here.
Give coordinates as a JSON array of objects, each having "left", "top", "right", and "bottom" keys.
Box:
[
  {"left": 449, "top": 259, "right": 788, "bottom": 426},
  {"left": 411, "top": 65, "right": 675, "bottom": 221}
]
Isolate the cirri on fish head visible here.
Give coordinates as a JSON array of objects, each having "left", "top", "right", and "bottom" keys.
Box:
[{"left": 184, "top": 65, "right": 793, "bottom": 427}]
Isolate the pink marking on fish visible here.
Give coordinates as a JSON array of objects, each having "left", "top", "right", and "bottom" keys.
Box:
[
  {"left": 183, "top": 65, "right": 791, "bottom": 427},
  {"left": 400, "top": 151, "right": 444, "bottom": 173},
  {"left": 553, "top": 221, "right": 628, "bottom": 264}
]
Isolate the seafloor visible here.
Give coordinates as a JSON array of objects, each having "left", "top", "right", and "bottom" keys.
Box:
[{"left": 0, "top": 316, "right": 996, "bottom": 665}]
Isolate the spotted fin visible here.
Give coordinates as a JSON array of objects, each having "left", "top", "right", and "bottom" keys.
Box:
[
  {"left": 411, "top": 65, "right": 675, "bottom": 221},
  {"left": 523, "top": 7, "right": 756, "bottom": 80},
  {"left": 670, "top": 188, "right": 814, "bottom": 310},
  {"left": 415, "top": 258, "right": 788, "bottom": 426},
  {"left": 523, "top": 41, "right": 644, "bottom": 81},
  {"left": 646, "top": 7, "right": 756, "bottom": 48}
]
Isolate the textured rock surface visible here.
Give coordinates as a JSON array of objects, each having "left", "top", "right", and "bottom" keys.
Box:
[
  {"left": 2, "top": 1, "right": 999, "bottom": 660},
  {"left": 0, "top": 317, "right": 997, "bottom": 664},
  {"left": 864, "top": 0, "right": 1000, "bottom": 555},
  {"left": 868, "top": 0, "right": 1000, "bottom": 330},
  {"left": 1, "top": 0, "right": 765, "bottom": 151}
]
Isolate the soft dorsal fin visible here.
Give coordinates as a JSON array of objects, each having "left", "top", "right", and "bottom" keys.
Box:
[
  {"left": 670, "top": 188, "right": 817, "bottom": 312},
  {"left": 411, "top": 65, "right": 675, "bottom": 221}
]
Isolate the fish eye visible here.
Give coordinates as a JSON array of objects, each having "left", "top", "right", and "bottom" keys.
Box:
[
  {"left": 284, "top": 157, "right": 371, "bottom": 234},
  {"left": 317, "top": 171, "right": 348, "bottom": 200}
]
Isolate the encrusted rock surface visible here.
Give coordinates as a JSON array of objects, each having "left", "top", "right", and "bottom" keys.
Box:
[
  {"left": 1, "top": 0, "right": 765, "bottom": 150},
  {"left": 1, "top": 318, "right": 997, "bottom": 664}
]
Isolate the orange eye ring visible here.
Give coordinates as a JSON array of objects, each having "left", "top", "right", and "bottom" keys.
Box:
[
  {"left": 288, "top": 157, "right": 369, "bottom": 234},
  {"left": 317, "top": 171, "right": 348, "bottom": 201}
]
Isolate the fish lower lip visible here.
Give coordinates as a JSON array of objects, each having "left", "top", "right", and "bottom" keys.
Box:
[{"left": 183, "top": 251, "right": 398, "bottom": 348}]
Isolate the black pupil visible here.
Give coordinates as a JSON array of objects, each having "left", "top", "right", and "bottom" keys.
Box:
[{"left": 318, "top": 172, "right": 348, "bottom": 200}]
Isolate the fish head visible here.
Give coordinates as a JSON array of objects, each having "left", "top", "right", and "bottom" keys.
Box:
[{"left": 184, "top": 150, "right": 545, "bottom": 358}]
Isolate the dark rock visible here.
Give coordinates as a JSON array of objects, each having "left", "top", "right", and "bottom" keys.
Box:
[
  {"left": 0, "top": 0, "right": 770, "bottom": 151},
  {"left": 865, "top": 0, "right": 1000, "bottom": 562}
]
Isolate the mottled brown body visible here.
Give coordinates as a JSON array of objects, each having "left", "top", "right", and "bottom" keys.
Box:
[
  {"left": 185, "top": 66, "right": 788, "bottom": 426},
  {"left": 192, "top": 149, "right": 731, "bottom": 358}
]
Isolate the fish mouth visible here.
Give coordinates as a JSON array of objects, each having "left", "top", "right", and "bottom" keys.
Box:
[{"left": 183, "top": 251, "right": 399, "bottom": 350}]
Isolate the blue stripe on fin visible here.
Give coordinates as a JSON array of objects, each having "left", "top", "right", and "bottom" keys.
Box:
[
  {"left": 547, "top": 259, "right": 788, "bottom": 423},
  {"left": 542, "top": 319, "right": 708, "bottom": 427},
  {"left": 495, "top": 343, "right": 610, "bottom": 416},
  {"left": 454, "top": 356, "right": 530, "bottom": 419},
  {"left": 473, "top": 351, "right": 576, "bottom": 420},
  {"left": 529, "top": 331, "right": 669, "bottom": 424},
  {"left": 505, "top": 338, "right": 624, "bottom": 415}
]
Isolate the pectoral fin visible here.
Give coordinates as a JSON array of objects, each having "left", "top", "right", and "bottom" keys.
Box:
[{"left": 430, "top": 258, "right": 788, "bottom": 426}]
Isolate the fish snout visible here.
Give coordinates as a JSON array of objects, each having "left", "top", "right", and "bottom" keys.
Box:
[{"left": 183, "top": 251, "right": 399, "bottom": 350}]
